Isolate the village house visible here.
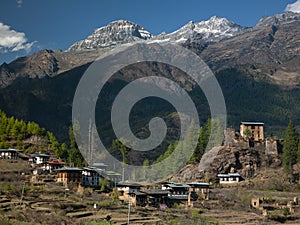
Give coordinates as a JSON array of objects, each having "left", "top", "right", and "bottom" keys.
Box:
[
  {"left": 56, "top": 167, "right": 83, "bottom": 185},
  {"left": 240, "top": 122, "right": 264, "bottom": 141},
  {"left": 104, "top": 170, "right": 121, "bottom": 186},
  {"left": 126, "top": 189, "right": 169, "bottom": 207},
  {"left": 82, "top": 167, "right": 104, "bottom": 187},
  {"left": 116, "top": 181, "right": 213, "bottom": 208},
  {"left": 29, "top": 153, "right": 50, "bottom": 164},
  {"left": 33, "top": 160, "right": 65, "bottom": 175},
  {"left": 142, "top": 189, "right": 169, "bottom": 207},
  {"left": 129, "top": 191, "right": 147, "bottom": 207},
  {"left": 0, "top": 148, "right": 22, "bottom": 159},
  {"left": 187, "top": 182, "right": 211, "bottom": 201},
  {"left": 217, "top": 173, "right": 242, "bottom": 184},
  {"left": 91, "top": 162, "right": 108, "bottom": 170},
  {"left": 117, "top": 182, "right": 143, "bottom": 205},
  {"left": 162, "top": 183, "right": 191, "bottom": 206}
]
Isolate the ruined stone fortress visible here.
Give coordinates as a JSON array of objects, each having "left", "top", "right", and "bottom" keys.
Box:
[{"left": 224, "top": 122, "right": 281, "bottom": 157}]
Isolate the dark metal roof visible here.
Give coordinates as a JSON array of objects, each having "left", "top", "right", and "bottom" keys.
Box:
[
  {"left": 168, "top": 195, "right": 188, "bottom": 200},
  {"left": 142, "top": 190, "right": 169, "bottom": 195},
  {"left": 164, "top": 183, "right": 191, "bottom": 188},
  {"left": 30, "top": 153, "right": 50, "bottom": 157},
  {"left": 130, "top": 191, "right": 147, "bottom": 196},
  {"left": 55, "top": 167, "right": 83, "bottom": 172},
  {"left": 117, "top": 182, "right": 143, "bottom": 188}
]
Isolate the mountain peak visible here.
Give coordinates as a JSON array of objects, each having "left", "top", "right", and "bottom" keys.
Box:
[
  {"left": 68, "top": 16, "right": 246, "bottom": 51},
  {"left": 68, "top": 20, "right": 152, "bottom": 51},
  {"left": 153, "top": 15, "right": 245, "bottom": 44},
  {"left": 194, "top": 16, "right": 245, "bottom": 40},
  {"left": 255, "top": 11, "right": 300, "bottom": 29}
]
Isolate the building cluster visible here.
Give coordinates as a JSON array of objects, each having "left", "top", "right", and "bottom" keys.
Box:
[
  {"left": 1, "top": 121, "right": 275, "bottom": 207},
  {"left": 251, "top": 196, "right": 300, "bottom": 216},
  {"left": 0, "top": 148, "right": 121, "bottom": 188},
  {"left": 117, "top": 181, "right": 211, "bottom": 208}
]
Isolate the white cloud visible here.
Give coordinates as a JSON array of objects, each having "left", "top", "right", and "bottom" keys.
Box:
[
  {"left": 16, "top": 0, "right": 23, "bottom": 8},
  {"left": 0, "top": 22, "right": 35, "bottom": 53},
  {"left": 285, "top": 0, "right": 300, "bottom": 13}
]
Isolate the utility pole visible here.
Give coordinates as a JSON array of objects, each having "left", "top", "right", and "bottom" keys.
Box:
[
  {"left": 19, "top": 182, "right": 26, "bottom": 205},
  {"left": 127, "top": 198, "right": 131, "bottom": 225},
  {"left": 122, "top": 167, "right": 125, "bottom": 182},
  {"left": 88, "top": 119, "right": 92, "bottom": 165}
]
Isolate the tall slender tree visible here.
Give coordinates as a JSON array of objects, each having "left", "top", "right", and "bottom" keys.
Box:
[{"left": 282, "top": 121, "right": 298, "bottom": 175}]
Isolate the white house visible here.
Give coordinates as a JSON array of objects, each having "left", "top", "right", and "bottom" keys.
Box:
[
  {"left": 82, "top": 167, "right": 105, "bottom": 187},
  {"left": 0, "top": 149, "right": 22, "bottom": 159},
  {"left": 30, "top": 153, "right": 50, "bottom": 164},
  {"left": 217, "top": 173, "right": 242, "bottom": 184}
]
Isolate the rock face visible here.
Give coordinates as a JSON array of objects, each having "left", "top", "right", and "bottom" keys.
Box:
[
  {"left": 197, "top": 18, "right": 300, "bottom": 82},
  {"left": 171, "top": 131, "right": 282, "bottom": 183},
  {"left": 172, "top": 145, "right": 281, "bottom": 183},
  {"left": 255, "top": 11, "right": 300, "bottom": 29},
  {"left": 0, "top": 48, "right": 108, "bottom": 87}
]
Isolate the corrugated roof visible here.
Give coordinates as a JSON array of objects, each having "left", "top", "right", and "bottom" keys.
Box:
[
  {"left": 131, "top": 191, "right": 147, "bottom": 196},
  {"left": 187, "top": 182, "right": 211, "bottom": 186},
  {"left": 142, "top": 190, "right": 169, "bottom": 195},
  {"left": 91, "top": 163, "right": 108, "bottom": 167},
  {"left": 55, "top": 167, "right": 82, "bottom": 171},
  {"left": 168, "top": 195, "right": 188, "bottom": 200},
  {"left": 240, "top": 122, "right": 264, "bottom": 125},
  {"left": 117, "top": 182, "right": 143, "bottom": 188},
  {"left": 217, "top": 173, "right": 241, "bottom": 177},
  {"left": 164, "top": 183, "right": 191, "bottom": 188},
  {"left": 105, "top": 170, "right": 121, "bottom": 176},
  {"left": 30, "top": 153, "right": 50, "bottom": 157},
  {"left": 0, "top": 148, "right": 22, "bottom": 152},
  {"left": 42, "top": 161, "right": 65, "bottom": 165}
]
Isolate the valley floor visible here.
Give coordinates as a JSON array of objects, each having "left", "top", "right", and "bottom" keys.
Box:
[{"left": 1, "top": 160, "right": 300, "bottom": 225}]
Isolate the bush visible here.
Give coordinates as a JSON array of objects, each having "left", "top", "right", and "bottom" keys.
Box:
[{"left": 0, "top": 216, "right": 11, "bottom": 225}]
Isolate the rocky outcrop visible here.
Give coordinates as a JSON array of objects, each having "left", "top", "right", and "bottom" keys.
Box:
[{"left": 171, "top": 143, "right": 282, "bottom": 183}]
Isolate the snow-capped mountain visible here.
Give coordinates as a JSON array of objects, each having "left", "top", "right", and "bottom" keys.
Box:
[
  {"left": 68, "top": 16, "right": 246, "bottom": 51},
  {"left": 152, "top": 16, "right": 246, "bottom": 43},
  {"left": 68, "top": 20, "right": 152, "bottom": 51}
]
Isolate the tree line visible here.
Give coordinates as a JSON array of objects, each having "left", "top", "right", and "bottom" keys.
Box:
[{"left": 0, "top": 110, "right": 85, "bottom": 167}]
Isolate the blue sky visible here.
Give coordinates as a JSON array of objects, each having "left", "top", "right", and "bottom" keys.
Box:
[{"left": 0, "top": 0, "right": 299, "bottom": 64}]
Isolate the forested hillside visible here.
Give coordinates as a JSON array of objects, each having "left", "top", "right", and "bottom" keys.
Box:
[{"left": 0, "top": 110, "right": 85, "bottom": 166}]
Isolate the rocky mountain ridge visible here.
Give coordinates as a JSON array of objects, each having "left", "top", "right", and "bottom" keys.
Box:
[
  {"left": 69, "top": 16, "right": 246, "bottom": 51},
  {"left": 0, "top": 12, "right": 299, "bottom": 88},
  {"left": 0, "top": 12, "right": 298, "bottom": 153}
]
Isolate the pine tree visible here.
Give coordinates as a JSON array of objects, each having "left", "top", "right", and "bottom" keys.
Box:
[
  {"left": 298, "top": 138, "right": 300, "bottom": 163},
  {"left": 282, "top": 121, "right": 298, "bottom": 175},
  {"left": 68, "top": 126, "right": 85, "bottom": 167}
]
